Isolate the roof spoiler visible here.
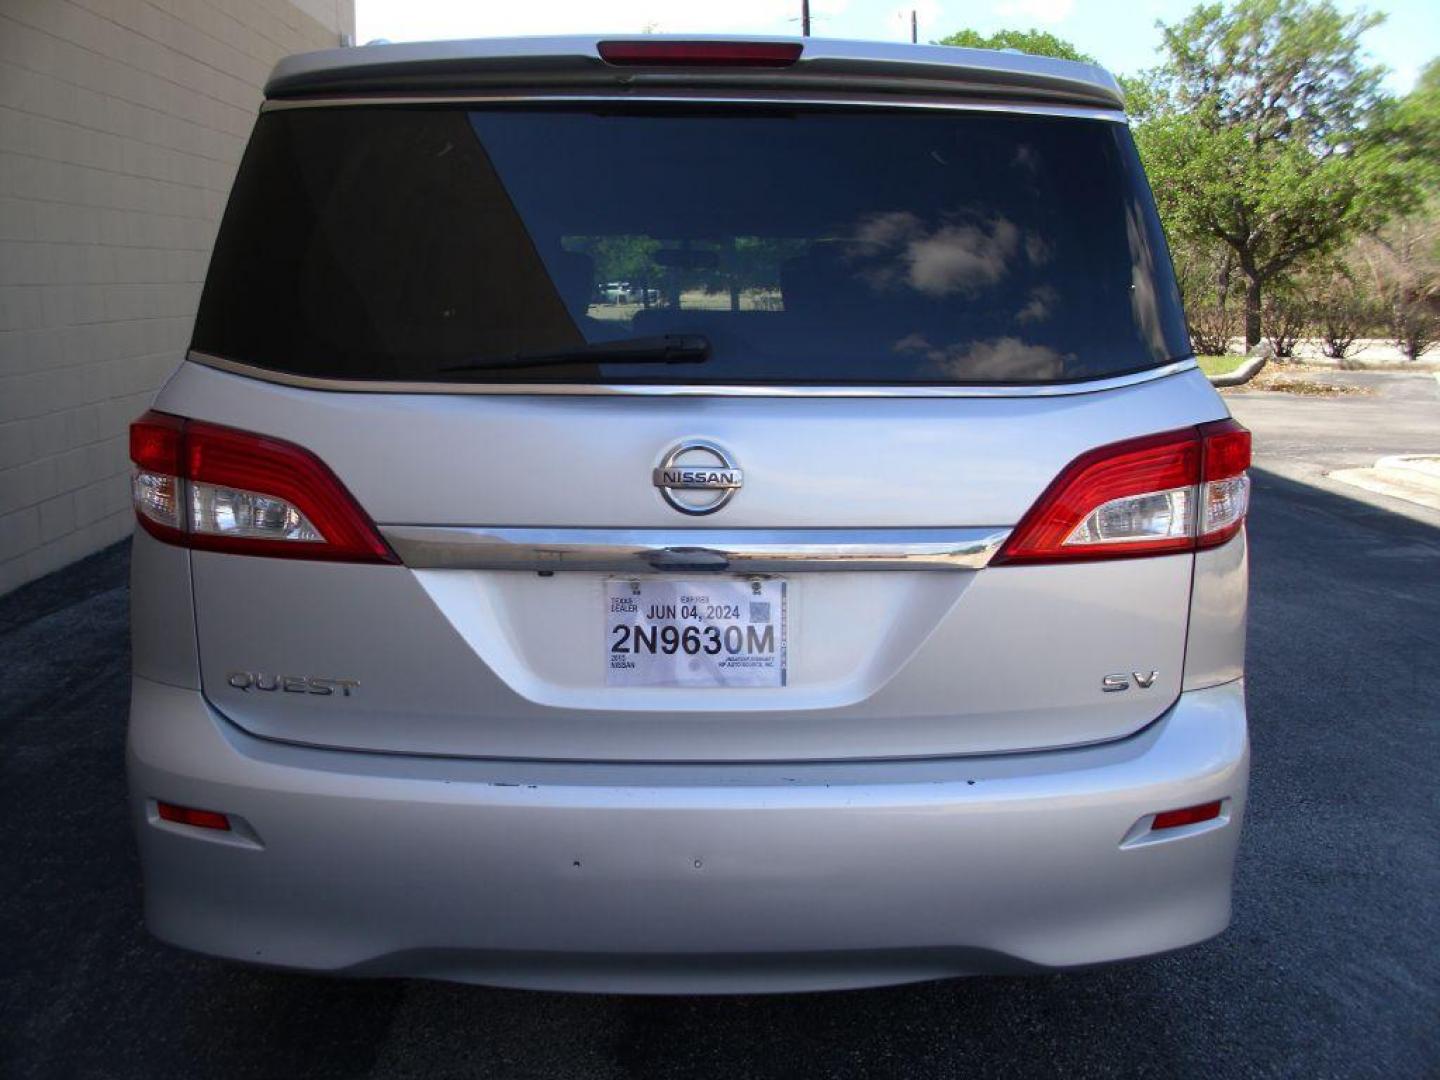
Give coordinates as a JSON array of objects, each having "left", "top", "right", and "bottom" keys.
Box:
[{"left": 264, "top": 35, "right": 1126, "bottom": 111}]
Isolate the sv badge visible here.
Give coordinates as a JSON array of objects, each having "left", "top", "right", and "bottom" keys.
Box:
[{"left": 1102, "top": 671, "right": 1159, "bottom": 693}]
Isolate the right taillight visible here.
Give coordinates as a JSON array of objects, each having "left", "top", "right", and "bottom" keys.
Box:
[
  {"left": 994, "top": 419, "right": 1250, "bottom": 565},
  {"left": 129, "top": 411, "right": 396, "bottom": 563}
]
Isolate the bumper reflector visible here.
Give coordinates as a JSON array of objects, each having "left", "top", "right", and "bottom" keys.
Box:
[
  {"left": 157, "top": 801, "right": 231, "bottom": 831},
  {"left": 1152, "top": 800, "right": 1223, "bottom": 831}
]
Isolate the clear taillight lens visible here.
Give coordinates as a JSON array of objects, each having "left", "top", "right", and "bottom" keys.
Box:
[
  {"left": 1066, "top": 486, "right": 1194, "bottom": 547},
  {"left": 189, "top": 483, "right": 323, "bottom": 542},
  {"left": 996, "top": 419, "right": 1250, "bottom": 565},
  {"left": 132, "top": 471, "right": 182, "bottom": 531},
  {"left": 1199, "top": 475, "right": 1249, "bottom": 537},
  {"left": 128, "top": 411, "right": 395, "bottom": 563}
]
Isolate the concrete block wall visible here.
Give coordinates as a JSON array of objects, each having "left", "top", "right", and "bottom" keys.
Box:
[{"left": 0, "top": 0, "right": 355, "bottom": 594}]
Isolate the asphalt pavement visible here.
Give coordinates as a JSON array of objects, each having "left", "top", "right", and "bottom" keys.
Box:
[{"left": 2, "top": 372, "right": 1437, "bottom": 1079}]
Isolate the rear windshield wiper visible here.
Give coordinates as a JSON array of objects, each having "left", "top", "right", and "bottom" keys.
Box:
[{"left": 440, "top": 334, "right": 710, "bottom": 374}]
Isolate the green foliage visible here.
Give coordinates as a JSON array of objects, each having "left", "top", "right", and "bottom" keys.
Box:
[
  {"left": 935, "top": 29, "right": 1094, "bottom": 64},
  {"left": 1117, "top": 72, "right": 1162, "bottom": 122},
  {"left": 575, "top": 235, "right": 661, "bottom": 286},
  {"left": 1151, "top": 0, "right": 1386, "bottom": 143},
  {"left": 1132, "top": 0, "right": 1414, "bottom": 346},
  {"left": 1385, "top": 58, "right": 1440, "bottom": 189},
  {"left": 1140, "top": 110, "right": 1400, "bottom": 281}
]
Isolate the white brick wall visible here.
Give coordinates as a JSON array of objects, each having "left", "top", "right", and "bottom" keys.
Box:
[{"left": 0, "top": 0, "right": 354, "bottom": 594}]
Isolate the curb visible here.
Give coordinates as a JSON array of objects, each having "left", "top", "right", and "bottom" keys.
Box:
[
  {"left": 1330, "top": 455, "right": 1440, "bottom": 512},
  {"left": 1373, "top": 455, "right": 1440, "bottom": 491},
  {"left": 1208, "top": 355, "right": 1269, "bottom": 387}
]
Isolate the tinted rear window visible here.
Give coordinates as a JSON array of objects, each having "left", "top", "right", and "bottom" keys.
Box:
[{"left": 193, "top": 105, "right": 1188, "bottom": 385}]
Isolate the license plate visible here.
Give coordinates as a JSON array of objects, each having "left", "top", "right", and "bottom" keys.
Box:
[{"left": 605, "top": 578, "right": 787, "bottom": 688}]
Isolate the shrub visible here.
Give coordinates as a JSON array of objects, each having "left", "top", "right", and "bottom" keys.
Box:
[
  {"left": 1305, "top": 265, "right": 1372, "bottom": 359},
  {"left": 1359, "top": 210, "right": 1440, "bottom": 361},
  {"left": 1262, "top": 290, "right": 1307, "bottom": 359},
  {"left": 1393, "top": 290, "right": 1439, "bottom": 360}
]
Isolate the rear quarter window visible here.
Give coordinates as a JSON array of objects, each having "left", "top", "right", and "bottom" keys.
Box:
[{"left": 193, "top": 104, "right": 1189, "bottom": 386}]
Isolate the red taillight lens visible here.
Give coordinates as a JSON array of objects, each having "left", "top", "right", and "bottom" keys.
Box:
[
  {"left": 995, "top": 420, "right": 1250, "bottom": 565},
  {"left": 1197, "top": 419, "right": 1251, "bottom": 549},
  {"left": 1151, "top": 800, "right": 1223, "bottom": 831},
  {"left": 598, "top": 40, "right": 803, "bottom": 67},
  {"left": 128, "top": 410, "right": 396, "bottom": 563},
  {"left": 129, "top": 411, "right": 183, "bottom": 473},
  {"left": 157, "top": 801, "right": 231, "bottom": 831}
]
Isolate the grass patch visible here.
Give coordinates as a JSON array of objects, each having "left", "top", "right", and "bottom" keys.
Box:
[{"left": 1197, "top": 355, "right": 1245, "bottom": 377}]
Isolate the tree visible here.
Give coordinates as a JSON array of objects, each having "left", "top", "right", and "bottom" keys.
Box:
[
  {"left": 935, "top": 29, "right": 1094, "bottom": 63},
  {"left": 1131, "top": 0, "right": 1412, "bottom": 348}
]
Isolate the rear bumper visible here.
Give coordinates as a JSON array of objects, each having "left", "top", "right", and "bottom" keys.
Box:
[{"left": 128, "top": 677, "right": 1248, "bottom": 993}]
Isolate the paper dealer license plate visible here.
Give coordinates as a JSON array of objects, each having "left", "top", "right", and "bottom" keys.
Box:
[{"left": 605, "top": 578, "right": 787, "bottom": 688}]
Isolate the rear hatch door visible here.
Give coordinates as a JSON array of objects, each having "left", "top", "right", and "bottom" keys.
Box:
[{"left": 172, "top": 99, "right": 1221, "bottom": 762}]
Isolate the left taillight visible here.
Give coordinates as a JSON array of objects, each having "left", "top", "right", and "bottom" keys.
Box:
[
  {"left": 994, "top": 419, "right": 1251, "bottom": 565},
  {"left": 129, "top": 411, "right": 397, "bottom": 563}
]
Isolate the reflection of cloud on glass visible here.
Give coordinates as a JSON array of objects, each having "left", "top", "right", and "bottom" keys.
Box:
[
  {"left": 1016, "top": 285, "right": 1057, "bottom": 324},
  {"left": 1025, "top": 233, "right": 1051, "bottom": 266},
  {"left": 852, "top": 212, "right": 1020, "bottom": 297},
  {"left": 894, "top": 334, "right": 1070, "bottom": 380},
  {"left": 1125, "top": 198, "right": 1163, "bottom": 354},
  {"left": 1012, "top": 144, "right": 1039, "bottom": 173},
  {"left": 854, "top": 210, "right": 921, "bottom": 250}
]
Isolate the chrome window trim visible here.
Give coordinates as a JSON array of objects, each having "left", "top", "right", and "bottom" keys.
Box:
[
  {"left": 259, "top": 93, "right": 1128, "bottom": 123},
  {"left": 380, "top": 526, "right": 1011, "bottom": 573},
  {"left": 186, "top": 352, "right": 1198, "bottom": 399}
]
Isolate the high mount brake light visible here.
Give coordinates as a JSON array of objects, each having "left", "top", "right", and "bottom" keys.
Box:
[
  {"left": 597, "top": 41, "right": 804, "bottom": 67},
  {"left": 994, "top": 420, "right": 1250, "bottom": 565},
  {"left": 129, "top": 411, "right": 396, "bottom": 563}
]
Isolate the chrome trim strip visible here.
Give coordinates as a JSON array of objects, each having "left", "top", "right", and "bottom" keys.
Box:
[
  {"left": 381, "top": 526, "right": 1011, "bottom": 573},
  {"left": 186, "top": 351, "right": 1197, "bottom": 399},
  {"left": 260, "top": 93, "right": 1126, "bottom": 122}
]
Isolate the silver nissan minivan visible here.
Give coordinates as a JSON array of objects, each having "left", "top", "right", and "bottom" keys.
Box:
[{"left": 127, "top": 36, "right": 1251, "bottom": 993}]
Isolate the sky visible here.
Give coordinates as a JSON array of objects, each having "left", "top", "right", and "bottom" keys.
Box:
[{"left": 356, "top": 0, "right": 1435, "bottom": 93}]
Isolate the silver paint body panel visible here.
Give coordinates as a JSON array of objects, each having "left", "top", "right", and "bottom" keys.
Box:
[
  {"left": 130, "top": 676, "right": 1247, "bottom": 993},
  {"left": 157, "top": 361, "right": 1225, "bottom": 529}
]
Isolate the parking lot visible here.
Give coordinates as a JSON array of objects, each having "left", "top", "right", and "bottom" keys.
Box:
[{"left": 2, "top": 371, "right": 1437, "bottom": 1079}]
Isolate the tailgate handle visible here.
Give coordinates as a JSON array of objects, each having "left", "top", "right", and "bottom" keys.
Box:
[{"left": 380, "top": 526, "right": 1010, "bottom": 573}]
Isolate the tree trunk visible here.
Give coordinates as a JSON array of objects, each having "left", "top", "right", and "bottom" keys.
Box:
[{"left": 1243, "top": 272, "right": 1262, "bottom": 349}]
